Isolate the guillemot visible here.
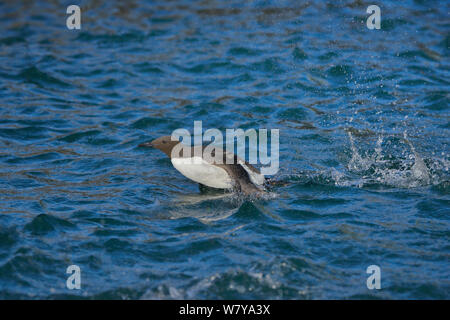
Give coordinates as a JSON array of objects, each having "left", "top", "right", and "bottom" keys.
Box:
[{"left": 139, "top": 136, "right": 267, "bottom": 195}]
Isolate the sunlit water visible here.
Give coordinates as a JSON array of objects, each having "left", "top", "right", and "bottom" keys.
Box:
[{"left": 0, "top": 0, "right": 448, "bottom": 299}]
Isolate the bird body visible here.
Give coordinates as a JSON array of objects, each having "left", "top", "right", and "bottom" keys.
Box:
[
  {"left": 139, "top": 136, "right": 266, "bottom": 194},
  {"left": 171, "top": 156, "right": 234, "bottom": 189}
]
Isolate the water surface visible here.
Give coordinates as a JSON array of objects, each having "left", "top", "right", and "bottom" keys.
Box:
[{"left": 0, "top": 0, "right": 449, "bottom": 299}]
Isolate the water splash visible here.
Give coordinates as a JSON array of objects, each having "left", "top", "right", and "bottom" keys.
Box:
[
  {"left": 347, "top": 131, "right": 371, "bottom": 172},
  {"left": 403, "top": 131, "right": 431, "bottom": 185},
  {"left": 280, "top": 132, "right": 447, "bottom": 190},
  {"left": 342, "top": 131, "right": 436, "bottom": 188}
]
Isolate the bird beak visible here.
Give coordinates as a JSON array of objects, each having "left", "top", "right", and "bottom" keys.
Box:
[{"left": 138, "top": 141, "right": 153, "bottom": 148}]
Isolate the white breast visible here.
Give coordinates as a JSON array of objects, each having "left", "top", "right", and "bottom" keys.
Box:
[{"left": 171, "top": 157, "right": 234, "bottom": 189}]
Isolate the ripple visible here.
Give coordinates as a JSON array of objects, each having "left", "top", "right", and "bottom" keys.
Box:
[
  {"left": 18, "top": 66, "right": 70, "bottom": 88},
  {"left": 24, "top": 214, "right": 76, "bottom": 235},
  {"left": 0, "top": 0, "right": 448, "bottom": 299}
]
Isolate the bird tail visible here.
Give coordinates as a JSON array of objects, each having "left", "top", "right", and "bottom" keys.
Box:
[{"left": 264, "top": 177, "right": 290, "bottom": 188}]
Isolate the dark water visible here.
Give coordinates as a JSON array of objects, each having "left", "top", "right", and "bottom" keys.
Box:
[{"left": 0, "top": 0, "right": 449, "bottom": 299}]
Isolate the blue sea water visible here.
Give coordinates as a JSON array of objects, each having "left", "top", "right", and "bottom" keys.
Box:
[{"left": 0, "top": 0, "right": 449, "bottom": 299}]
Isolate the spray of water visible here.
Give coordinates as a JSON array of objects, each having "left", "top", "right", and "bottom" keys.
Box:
[{"left": 278, "top": 131, "right": 447, "bottom": 189}]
